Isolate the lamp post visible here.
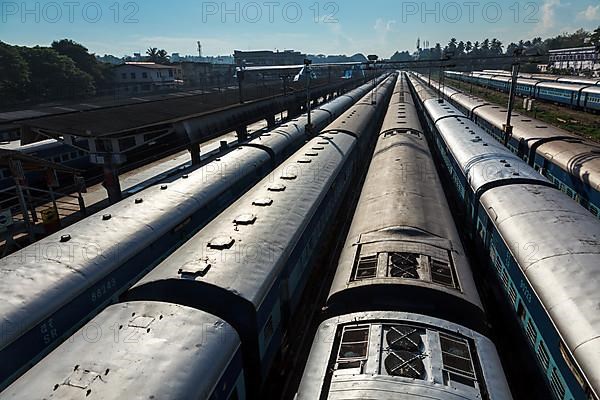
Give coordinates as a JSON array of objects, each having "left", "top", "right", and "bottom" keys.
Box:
[
  {"left": 299, "top": 58, "right": 314, "bottom": 133},
  {"left": 367, "top": 55, "right": 378, "bottom": 104},
  {"left": 438, "top": 51, "right": 454, "bottom": 102},
  {"left": 504, "top": 48, "right": 523, "bottom": 146},
  {"left": 235, "top": 61, "right": 246, "bottom": 104},
  {"left": 280, "top": 73, "right": 290, "bottom": 121}
]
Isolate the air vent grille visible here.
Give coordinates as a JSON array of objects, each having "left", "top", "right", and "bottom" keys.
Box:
[
  {"left": 384, "top": 350, "right": 426, "bottom": 379},
  {"left": 383, "top": 325, "right": 427, "bottom": 380},
  {"left": 386, "top": 326, "right": 423, "bottom": 352},
  {"left": 388, "top": 253, "right": 419, "bottom": 279}
]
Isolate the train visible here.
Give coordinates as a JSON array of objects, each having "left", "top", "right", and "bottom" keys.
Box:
[
  {"left": 0, "top": 139, "right": 90, "bottom": 190},
  {"left": 408, "top": 72, "right": 600, "bottom": 400},
  {"left": 295, "top": 73, "right": 512, "bottom": 399},
  {"left": 0, "top": 76, "right": 389, "bottom": 391},
  {"left": 414, "top": 72, "right": 600, "bottom": 220},
  {"left": 481, "top": 70, "right": 600, "bottom": 86},
  {"left": 0, "top": 74, "right": 397, "bottom": 399},
  {"left": 445, "top": 71, "right": 600, "bottom": 112}
]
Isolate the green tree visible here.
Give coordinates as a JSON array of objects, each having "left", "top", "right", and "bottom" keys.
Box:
[
  {"left": 433, "top": 43, "right": 442, "bottom": 60},
  {"left": 19, "top": 46, "right": 95, "bottom": 101},
  {"left": 490, "top": 38, "right": 503, "bottom": 55},
  {"left": 390, "top": 51, "right": 413, "bottom": 62},
  {"left": 481, "top": 39, "right": 491, "bottom": 54},
  {"left": 0, "top": 42, "right": 30, "bottom": 103},
  {"left": 457, "top": 41, "right": 466, "bottom": 57},
  {"left": 146, "top": 47, "right": 159, "bottom": 61},
  {"left": 592, "top": 26, "right": 600, "bottom": 44},
  {"left": 506, "top": 42, "right": 519, "bottom": 56},
  {"left": 146, "top": 47, "right": 170, "bottom": 64},
  {"left": 465, "top": 41, "right": 473, "bottom": 54},
  {"left": 52, "top": 39, "right": 112, "bottom": 88},
  {"left": 446, "top": 38, "right": 458, "bottom": 55},
  {"left": 156, "top": 49, "right": 169, "bottom": 63}
]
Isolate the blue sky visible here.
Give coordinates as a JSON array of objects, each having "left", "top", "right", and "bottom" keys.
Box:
[{"left": 1, "top": 0, "right": 599, "bottom": 57}]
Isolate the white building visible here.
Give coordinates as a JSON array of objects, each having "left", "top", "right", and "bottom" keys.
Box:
[
  {"left": 113, "top": 62, "right": 182, "bottom": 93},
  {"left": 548, "top": 46, "right": 600, "bottom": 76}
]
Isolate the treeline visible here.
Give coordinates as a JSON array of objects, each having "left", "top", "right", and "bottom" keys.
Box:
[
  {"left": 409, "top": 26, "right": 600, "bottom": 72},
  {"left": 0, "top": 39, "right": 113, "bottom": 108}
]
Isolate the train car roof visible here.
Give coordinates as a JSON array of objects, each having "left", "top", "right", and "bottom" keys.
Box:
[
  {"left": 516, "top": 78, "right": 541, "bottom": 85},
  {"left": 329, "top": 77, "right": 483, "bottom": 326},
  {"left": 130, "top": 133, "right": 356, "bottom": 308},
  {"left": 581, "top": 85, "right": 600, "bottom": 94},
  {"left": 536, "top": 81, "right": 589, "bottom": 91},
  {"left": 296, "top": 311, "right": 512, "bottom": 400},
  {"left": 0, "top": 145, "right": 274, "bottom": 353},
  {"left": 447, "top": 92, "right": 489, "bottom": 111},
  {"left": 471, "top": 105, "right": 579, "bottom": 141},
  {"left": 557, "top": 77, "right": 600, "bottom": 85},
  {"left": 126, "top": 77, "right": 397, "bottom": 309},
  {"left": 1, "top": 302, "right": 241, "bottom": 399},
  {"left": 480, "top": 184, "right": 600, "bottom": 398},
  {"left": 0, "top": 139, "right": 59, "bottom": 152},
  {"left": 424, "top": 99, "right": 550, "bottom": 192},
  {"left": 536, "top": 139, "right": 600, "bottom": 192},
  {"left": 0, "top": 140, "right": 22, "bottom": 151}
]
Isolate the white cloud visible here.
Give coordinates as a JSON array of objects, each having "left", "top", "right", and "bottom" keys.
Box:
[
  {"left": 540, "top": 0, "right": 561, "bottom": 31},
  {"left": 577, "top": 4, "right": 600, "bottom": 21},
  {"left": 374, "top": 18, "right": 397, "bottom": 34}
]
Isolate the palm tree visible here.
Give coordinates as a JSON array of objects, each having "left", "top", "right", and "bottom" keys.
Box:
[
  {"left": 146, "top": 47, "right": 159, "bottom": 62},
  {"left": 146, "top": 47, "right": 169, "bottom": 64},
  {"left": 491, "top": 38, "right": 503, "bottom": 55},
  {"left": 156, "top": 49, "right": 169, "bottom": 63},
  {"left": 448, "top": 38, "right": 458, "bottom": 51},
  {"left": 481, "top": 39, "right": 491, "bottom": 56},
  {"left": 457, "top": 41, "right": 466, "bottom": 57},
  {"left": 465, "top": 41, "right": 473, "bottom": 54}
]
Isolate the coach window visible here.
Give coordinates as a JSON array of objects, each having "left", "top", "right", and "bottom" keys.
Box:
[
  {"left": 354, "top": 255, "right": 378, "bottom": 280},
  {"left": 440, "top": 334, "right": 477, "bottom": 388},
  {"left": 337, "top": 326, "right": 370, "bottom": 370}
]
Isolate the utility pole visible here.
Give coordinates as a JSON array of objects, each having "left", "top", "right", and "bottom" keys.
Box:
[
  {"left": 368, "top": 55, "right": 379, "bottom": 104},
  {"left": 438, "top": 51, "right": 454, "bottom": 102},
  {"left": 301, "top": 59, "right": 314, "bottom": 133},
  {"left": 235, "top": 61, "right": 246, "bottom": 104},
  {"left": 428, "top": 65, "right": 432, "bottom": 86},
  {"left": 504, "top": 48, "right": 523, "bottom": 146},
  {"left": 280, "top": 74, "right": 289, "bottom": 97}
]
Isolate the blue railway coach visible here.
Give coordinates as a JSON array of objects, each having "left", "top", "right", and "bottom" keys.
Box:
[{"left": 408, "top": 73, "right": 600, "bottom": 400}]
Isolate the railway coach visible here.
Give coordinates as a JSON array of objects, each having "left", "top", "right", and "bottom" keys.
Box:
[
  {"left": 416, "top": 72, "right": 600, "bottom": 219},
  {"left": 0, "top": 76, "right": 389, "bottom": 391},
  {"left": 408, "top": 73, "right": 600, "bottom": 400},
  {"left": 295, "top": 74, "right": 513, "bottom": 400},
  {"left": 0, "top": 74, "right": 398, "bottom": 399}
]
